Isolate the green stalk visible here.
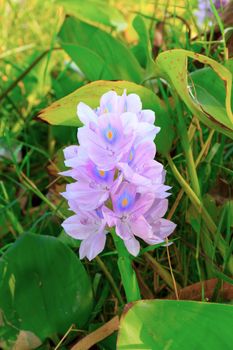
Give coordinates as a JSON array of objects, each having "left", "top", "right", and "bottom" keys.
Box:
[
  {"left": 111, "top": 230, "right": 141, "bottom": 303},
  {"left": 95, "top": 256, "right": 124, "bottom": 306},
  {"left": 174, "top": 94, "right": 201, "bottom": 198},
  {"left": 19, "top": 171, "right": 66, "bottom": 220},
  {"left": 166, "top": 154, "right": 233, "bottom": 274},
  {"left": 209, "top": 0, "right": 228, "bottom": 61},
  {"left": 0, "top": 181, "right": 24, "bottom": 236}
]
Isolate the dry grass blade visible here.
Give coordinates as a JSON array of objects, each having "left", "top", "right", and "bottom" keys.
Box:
[{"left": 71, "top": 316, "right": 119, "bottom": 350}]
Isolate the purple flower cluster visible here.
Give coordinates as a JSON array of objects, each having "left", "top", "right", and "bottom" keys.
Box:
[
  {"left": 61, "top": 91, "right": 176, "bottom": 260},
  {"left": 196, "top": 0, "right": 228, "bottom": 25}
]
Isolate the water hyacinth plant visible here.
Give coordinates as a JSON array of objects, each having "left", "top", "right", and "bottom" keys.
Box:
[
  {"left": 2, "top": 0, "right": 233, "bottom": 348},
  {"left": 61, "top": 91, "right": 176, "bottom": 260}
]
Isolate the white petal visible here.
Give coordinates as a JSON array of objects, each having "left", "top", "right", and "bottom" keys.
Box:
[
  {"left": 63, "top": 145, "right": 79, "bottom": 160},
  {"left": 79, "top": 232, "right": 106, "bottom": 260},
  {"left": 146, "top": 199, "right": 169, "bottom": 222},
  {"left": 140, "top": 110, "right": 155, "bottom": 124},
  {"left": 100, "top": 91, "right": 118, "bottom": 113},
  {"left": 62, "top": 215, "right": 91, "bottom": 239},
  {"left": 124, "top": 237, "right": 140, "bottom": 256},
  {"left": 120, "top": 112, "right": 138, "bottom": 134},
  {"left": 136, "top": 122, "right": 160, "bottom": 143},
  {"left": 126, "top": 94, "right": 142, "bottom": 113},
  {"left": 77, "top": 102, "right": 98, "bottom": 126}
]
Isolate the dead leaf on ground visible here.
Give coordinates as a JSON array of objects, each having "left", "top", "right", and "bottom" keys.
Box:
[{"left": 168, "top": 278, "right": 233, "bottom": 301}]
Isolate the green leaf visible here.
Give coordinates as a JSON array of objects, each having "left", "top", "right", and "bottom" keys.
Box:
[
  {"left": 155, "top": 49, "right": 233, "bottom": 139},
  {"left": 117, "top": 300, "right": 233, "bottom": 349},
  {"left": 37, "top": 80, "right": 174, "bottom": 155},
  {"left": 37, "top": 80, "right": 159, "bottom": 126},
  {"left": 131, "top": 15, "right": 155, "bottom": 77},
  {"left": 0, "top": 234, "right": 93, "bottom": 345},
  {"left": 58, "top": 16, "right": 143, "bottom": 82},
  {"left": 52, "top": 68, "right": 83, "bottom": 99},
  {"left": 56, "top": 0, "right": 127, "bottom": 31}
]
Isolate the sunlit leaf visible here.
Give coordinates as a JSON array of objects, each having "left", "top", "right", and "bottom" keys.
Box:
[
  {"left": 56, "top": 0, "right": 127, "bottom": 31},
  {"left": 117, "top": 300, "right": 233, "bottom": 349},
  {"left": 155, "top": 49, "right": 233, "bottom": 139},
  {"left": 37, "top": 80, "right": 175, "bottom": 155}
]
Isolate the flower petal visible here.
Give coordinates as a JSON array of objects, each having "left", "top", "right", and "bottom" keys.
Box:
[
  {"left": 77, "top": 102, "right": 98, "bottom": 126},
  {"left": 62, "top": 214, "right": 91, "bottom": 239},
  {"left": 115, "top": 220, "right": 132, "bottom": 240},
  {"left": 140, "top": 110, "right": 155, "bottom": 124},
  {"left": 112, "top": 182, "right": 136, "bottom": 215},
  {"left": 79, "top": 231, "right": 107, "bottom": 260},
  {"left": 102, "top": 206, "right": 118, "bottom": 227},
  {"left": 64, "top": 145, "right": 89, "bottom": 168},
  {"left": 136, "top": 122, "right": 160, "bottom": 143},
  {"left": 126, "top": 94, "right": 142, "bottom": 113},
  {"left": 146, "top": 199, "right": 169, "bottom": 222},
  {"left": 130, "top": 193, "right": 155, "bottom": 217},
  {"left": 124, "top": 236, "right": 140, "bottom": 256},
  {"left": 64, "top": 182, "right": 109, "bottom": 210},
  {"left": 120, "top": 112, "right": 138, "bottom": 134},
  {"left": 130, "top": 215, "right": 153, "bottom": 240},
  {"left": 63, "top": 145, "right": 79, "bottom": 160},
  {"left": 100, "top": 91, "right": 118, "bottom": 113},
  {"left": 146, "top": 218, "right": 176, "bottom": 244}
]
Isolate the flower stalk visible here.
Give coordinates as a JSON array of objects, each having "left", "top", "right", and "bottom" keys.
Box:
[{"left": 112, "top": 230, "right": 141, "bottom": 302}]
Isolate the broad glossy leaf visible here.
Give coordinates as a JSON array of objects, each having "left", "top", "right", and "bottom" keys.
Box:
[
  {"left": 155, "top": 49, "right": 233, "bottom": 139},
  {"left": 58, "top": 17, "right": 143, "bottom": 82},
  {"left": 117, "top": 300, "right": 233, "bottom": 349},
  {"left": 0, "top": 234, "right": 93, "bottom": 346},
  {"left": 131, "top": 15, "right": 154, "bottom": 72},
  {"left": 37, "top": 80, "right": 175, "bottom": 155},
  {"left": 56, "top": 0, "right": 127, "bottom": 31}
]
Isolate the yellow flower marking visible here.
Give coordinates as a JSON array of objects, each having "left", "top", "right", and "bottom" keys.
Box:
[
  {"left": 99, "top": 170, "right": 105, "bottom": 177},
  {"left": 121, "top": 198, "right": 128, "bottom": 207},
  {"left": 107, "top": 130, "right": 113, "bottom": 140},
  {"left": 129, "top": 150, "right": 133, "bottom": 161}
]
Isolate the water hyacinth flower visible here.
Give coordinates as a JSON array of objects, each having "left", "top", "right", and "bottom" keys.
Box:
[
  {"left": 195, "top": 0, "right": 229, "bottom": 26},
  {"left": 61, "top": 90, "right": 176, "bottom": 260}
]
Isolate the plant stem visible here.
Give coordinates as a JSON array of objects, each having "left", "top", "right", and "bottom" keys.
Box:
[
  {"left": 95, "top": 256, "right": 124, "bottom": 306},
  {"left": 111, "top": 231, "right": 141, "bottom": 303},
  {"left": 166, "top": 154, "right": 233, "bottom": 274},
  {"left": 19, "top": 171, "right": 66, "bottom": 220},
  {"left": 174, "top": 95, "right": 201, "bottom": 198},
  {"left": 166, "top": 129, "right": 215, "bottom": 221},
  {"left": 0, "top": 181, "right": 24, "bottom": 236},
  {"left": 145, "top": 252, "right": 181, "bottom": 292}
]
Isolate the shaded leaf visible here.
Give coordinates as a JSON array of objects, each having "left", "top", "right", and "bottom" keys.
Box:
[
  {"left": 0, "top": 234, "right": 93, "bottom": 345},
  {"left": 131, "top": 15, "right": 154, "bottom": 73},
  {"left": 58, "top": 16, "right": 143, "bottom": 82}
]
